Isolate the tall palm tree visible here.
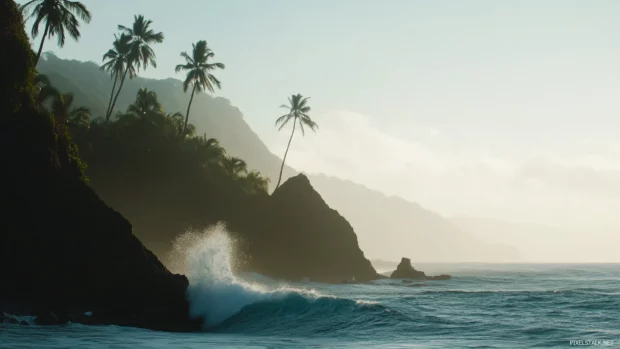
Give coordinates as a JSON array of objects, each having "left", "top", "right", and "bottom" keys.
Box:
[
  {"left": 106, "top": 15, "right": 164, "bottom": 121},
  {"left": 274, "top": 94, "right": 318, "bottom": 189},
  {"left": 175, "top": 40, "right": 225, "bottom": 136},
  {"left": 20, "top": 0, "right": 92, "bottom": 65},
  {"left": 101, "top": 33, "right": 134, "bottom": 122}
]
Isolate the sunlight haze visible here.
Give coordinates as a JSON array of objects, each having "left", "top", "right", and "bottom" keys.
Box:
[{"left": 22, "top": 0, "right": 620, "bottom": 262}]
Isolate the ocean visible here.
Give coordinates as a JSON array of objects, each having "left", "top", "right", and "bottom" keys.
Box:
[{"left": 2, "top": 232, "right": 619, "bottom": 349}]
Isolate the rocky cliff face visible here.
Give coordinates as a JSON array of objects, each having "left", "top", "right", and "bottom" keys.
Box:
[
  {"left": 89, "top": 169, "right": 379, "bottom": 283},
  {"left": 0, "top": 0, "right": 200, "bottom": 332},
  {"left": 228, "top": 175, "right": 378, "bottom": 283}
]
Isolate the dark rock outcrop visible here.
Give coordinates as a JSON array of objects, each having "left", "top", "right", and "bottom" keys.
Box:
[
  {"left": 0, "top": 0, "right": 200, "bottom": 332},
  {"left": 390, "top": 258, "right": 452, "bottom": 280},
  {"left": 89, "top": 164, "right": 380, "bottom": 283},
  {"left": 390, "top": 258, "right": 427, "bottom": 279},
  {"left": 229, "top": 174, "right": 379, "bottom": 283}
]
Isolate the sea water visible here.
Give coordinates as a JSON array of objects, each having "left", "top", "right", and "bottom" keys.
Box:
[{"left": 1, "top": 229, "right": 619, "bottom": 349}]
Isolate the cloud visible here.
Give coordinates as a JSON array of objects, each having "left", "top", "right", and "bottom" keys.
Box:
[{"left": 269, "top": 110, "right": 620, "bottom": 231}]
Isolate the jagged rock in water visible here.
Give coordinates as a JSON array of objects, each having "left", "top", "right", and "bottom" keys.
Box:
[
  {"left": 390, "top": 257, "right": 452, "bottom": 280},
  {"left": 390, "top": 258, "right": 427, "bottom": 279}
]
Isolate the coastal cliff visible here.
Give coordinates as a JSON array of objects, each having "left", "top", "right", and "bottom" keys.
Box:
[
  {"left": 89, "top": 168, "right": 380, "bottom": 283},
  {"left": 227, "top": 174, "right": 378, "bottom": 282},
  {"left": 0, "top": 0, "right": 199, "bottom": 331}
]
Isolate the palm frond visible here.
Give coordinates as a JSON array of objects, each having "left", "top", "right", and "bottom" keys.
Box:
[
  {"left": 277, "top": 116, "right": 292, "bottom": 131},
  {"left": 19, "top": 0, "right": 40, "bottom": 17},
  {"left": 275, "top": 113, "right": 291, "bottom": 126},
  {"left": 62, "top": 1, "right": 92, "bottom": 22},
  {"left": 31, "top": 11, "right": 46, "bottom": 38},
  {"left": 175, "top": 40, "right": 225, "bottom": 96},
  {"left": 275, "top": 94, "right": 317, "bottom": 134}
]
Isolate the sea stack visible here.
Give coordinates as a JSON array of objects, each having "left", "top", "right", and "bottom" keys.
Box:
[{"left": 390, "top": 257, "right": 452, "bottom": 280}]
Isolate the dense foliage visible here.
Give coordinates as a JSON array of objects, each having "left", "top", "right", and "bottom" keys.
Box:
[
  {"left": 62, "top": 86, "right": 271, "bottom": 195},
  {"left": 16, "top": 4, "right": 270, "bottom": 196}
]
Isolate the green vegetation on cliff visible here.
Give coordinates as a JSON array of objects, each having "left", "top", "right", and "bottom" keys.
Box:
[
  {"left": 1, "top": 0, "right": 199, "bottom": 331},
  {"left": 18, "top": 1, "right": 375, "bottom": 282}
]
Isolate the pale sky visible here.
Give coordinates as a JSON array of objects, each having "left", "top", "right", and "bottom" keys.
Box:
[{"left": 22, "top": 0, "right": 620, "bottom": 256}]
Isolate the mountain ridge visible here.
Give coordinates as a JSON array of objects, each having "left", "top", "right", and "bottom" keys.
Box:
[{"left": 38, "top": 53, "right": 521, "bottom": 262}]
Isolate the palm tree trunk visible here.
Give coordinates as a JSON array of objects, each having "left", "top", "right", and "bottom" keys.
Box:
[
  {"left": 183, "top": 84, "right": 197, "bottom": 136},
  {"left": 275, "top": 119, "right": 296, "bottom": 190},
  {"left": 106, "top": 67, "right": 129, "bottom": 121},
  {"left": 104, "top": 73, "right": 119, "bottom": 123},
  {"left": 34, "top": 23, "right": 50, "bottom": 66}
]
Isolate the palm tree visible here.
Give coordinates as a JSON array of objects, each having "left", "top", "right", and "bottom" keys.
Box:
[
  {"left": 274, "top": 94, "right": 318, "bottom": 189},
  {"left": 101, "top": 33, "right": 134, "bottom": 122},
  {"left": 34, "top": 73, "right": 59, "bottom": 108},
  {"left": 20, "top": 0, "right": 92, "bottom": 65},
  {"left": 196, "top": 137, "right": 225, "bottom": 165},
  {"left": 106, "top": 15, "right": 164, "bottom": 121},
  {"left": 222, "top": 156, "right": 248, "bottom": 177},
  {"left": 50, "top": 93, "right": 91, "bottom": 126},
  {"left": 175, "top": 40, "right": 225, "bottom": 136},
  {"left": 127, "top": 87, "right": 162, "bottom": 118},
  {"left": 243, "top": 170, "right": 270, "bottom": 194}
]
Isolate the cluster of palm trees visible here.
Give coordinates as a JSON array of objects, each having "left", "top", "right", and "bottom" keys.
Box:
[
  {"left": 20, "top": 0, "right": 319, "bottom": 193},
  {"left": 101, "top": 15, "right": 164, "bottom": 122},
  {"left": 99, "top": 15, "right": 225, "bottom": 138},
  {"left": 82, "top": 87, "right": 271, "bottom": 194}
]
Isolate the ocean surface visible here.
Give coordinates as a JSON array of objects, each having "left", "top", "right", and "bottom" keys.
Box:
[{"left": 2, "top": 232, "right": 619, "bottom": 349}]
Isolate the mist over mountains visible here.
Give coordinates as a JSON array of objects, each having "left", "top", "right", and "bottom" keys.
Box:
[{"left": 38, "top": 53, "right": 520, "bottom": 262}]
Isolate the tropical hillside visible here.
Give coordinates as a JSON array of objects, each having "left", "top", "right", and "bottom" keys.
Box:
[
  {"left": 23, "top": 0, "right": 518, "bottom": 263},
  {"left": 38, "top": 54, "right": 520, "bottom": 263},
  {"left": 0, "top": 0, "right": 199, "bottom": 331},
  {"left": 14, "top": 0, "right": 377, "bottom": 282}
]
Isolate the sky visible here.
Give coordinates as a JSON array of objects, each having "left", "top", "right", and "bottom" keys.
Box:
[{"left": 20, "top": 0, "right": 620, "bottom": 257}]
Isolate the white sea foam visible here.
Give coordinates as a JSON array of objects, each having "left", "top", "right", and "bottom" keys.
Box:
[{"left": 168, "top": 224, "right": 325, "bottom": 328}]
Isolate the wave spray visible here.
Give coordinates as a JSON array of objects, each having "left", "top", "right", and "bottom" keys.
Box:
[{"left": 168, "top": 224, "right": 322, "bottom": 328}]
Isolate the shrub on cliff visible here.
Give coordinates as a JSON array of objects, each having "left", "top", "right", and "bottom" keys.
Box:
[{"left": 69, "top": 86, "right": 270, "bottom": 196}]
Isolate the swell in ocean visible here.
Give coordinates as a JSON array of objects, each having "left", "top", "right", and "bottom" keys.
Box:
[
  {"left": 162, "top": 226, "right": 620, "bottom": 346},
  {"left": 2, "top": 229, "right": 619, "bottom": 348},
  {"left": 167, "top": 225, "right": 393, "bottom": 335}
]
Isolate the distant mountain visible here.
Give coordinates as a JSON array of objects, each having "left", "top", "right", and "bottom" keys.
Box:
[
  {"left": 308, "top": 175, "right": 522, "bottom": 262},
  {"left": 38, "top": 53, "right": 520, "bottom": 263},
  {"left": 450, "top": 217, "right": 620, "bottom": 263}
]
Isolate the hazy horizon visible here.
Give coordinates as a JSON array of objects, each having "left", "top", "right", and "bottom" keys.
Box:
[{"left": 20, "top": 0, "right": 620, "bottom": 262}]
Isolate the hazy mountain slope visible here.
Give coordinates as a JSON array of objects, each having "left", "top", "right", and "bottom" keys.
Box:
[
  {"left": 309, "top": 175, "right": 522, "bottom": 262},
  {"left": 39, "top": 54, "right": 520, "bottom": 262},
  {"left": 451, "top": 217, "right": 620, "bottom": 263}
]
